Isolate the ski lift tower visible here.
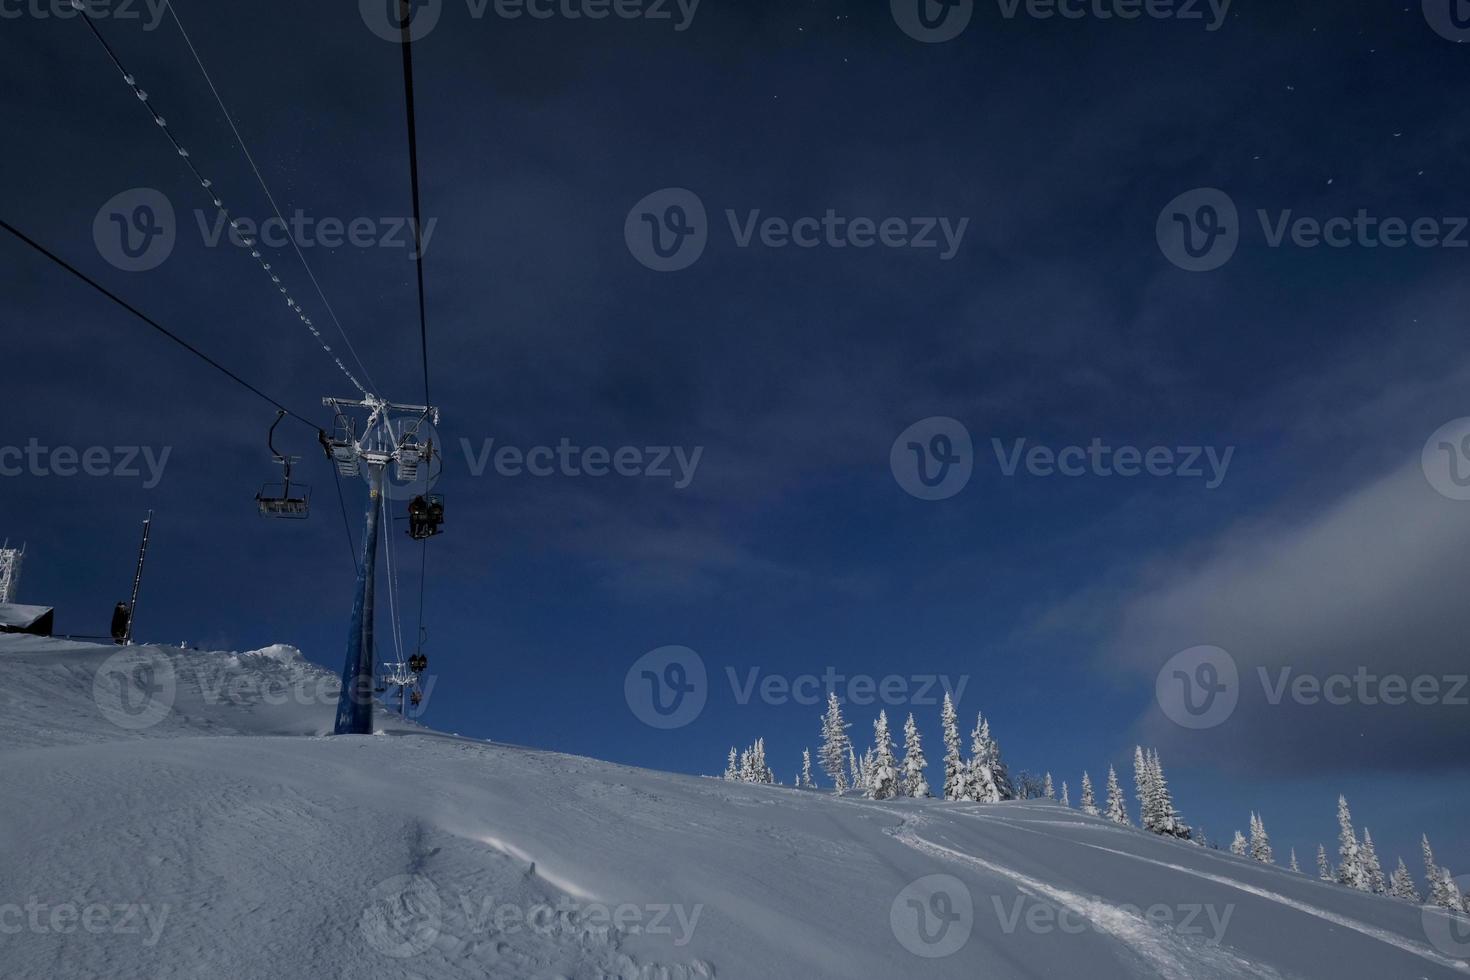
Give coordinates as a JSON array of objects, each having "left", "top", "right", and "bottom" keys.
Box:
[
  {"left": 323, "top": 394, "right": 439, "bottom": 736},
  {"left": 0, "top": 541, "right": 23, "bottom": 605}
]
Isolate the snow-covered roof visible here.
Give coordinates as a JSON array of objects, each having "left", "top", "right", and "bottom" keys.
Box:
[{"left": 0, "top": 603, "right": 52, "bottom": 629}]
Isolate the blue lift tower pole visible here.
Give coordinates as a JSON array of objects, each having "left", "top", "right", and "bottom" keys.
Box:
[
  {"left": 334, "top": 465, "right": 383, "bottom": 735},
  {"left": 322, "top": 395, "right": 438, "bottom": 737}
]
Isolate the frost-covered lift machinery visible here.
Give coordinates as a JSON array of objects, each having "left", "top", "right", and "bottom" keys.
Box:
[{"left": 324, "top": 394, "right": 440, "bottom": 735}]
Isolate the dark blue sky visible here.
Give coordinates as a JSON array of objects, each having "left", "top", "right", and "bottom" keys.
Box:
[{"left": 4, "top": 0, "right": 1470, "bottom": 876}]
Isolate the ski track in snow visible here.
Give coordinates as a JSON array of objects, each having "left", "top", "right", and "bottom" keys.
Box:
[
  {"left": 894, "top": 824, "right": 1287, "bottom": 980},
  {"left": 975, "top": 814, "right": 1470, "bottom": 975}
]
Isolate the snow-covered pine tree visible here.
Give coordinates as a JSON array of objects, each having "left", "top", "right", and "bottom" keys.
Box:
[
  {"left": 869, "top": 711, "right": 900, "bottom": 800},
  {"left": 1147, "top": 750, "right": 1191, "bottom": 840},
  {"left": 1249, "top": 812, "right": 1273, "bottom": 864},
  {"left": 1060, "top": 781, "right": 1070, "bottom": 808},
  {"left": 1432, "top": 865, "right": 1465, "bottom": 913},
  {"left": 1289, "top": 849, "right": 1300, "bottom": 874},
  {"left": 1104, "top": 765, "right": 1129, "bottom": 825},
  {"left": 968, "top": 715, "right": 1015, "bottom": 803},
  {"left": 1043, "top": 773, "right": 1055, "bottom": 800},
  {"left": 848, "top": 745, "right": 863, "bottom": 796},
  {"left": 1337, "top": 796, "right": 1368, "bottom": 891},
  {"left": 1317, "top": 844, "right": 1333, "bottom": 882},
  {"left": 746, "top": 738, "right": 774, "bottom": 784},
  {"left": 1389, "top": 858, "right": 1421, "bottom": 903},
  {"left": 901, "top": 713, "right": 931, "bottom": 798},
  {"left": 1080, "top": 772, "right": 1099, "bottom": 816},
  {"left": 724, "top": 747, "right": 738, "bottom": 781},
  {"left": 818, "top": 693, "right": 851, "bottom": 794},
  {"left": 1361, "top": 828, "right": 1386, "bottom": 894},
  {"left": 1231, "top": 831, "right": 1249, "bottom": 857},
  {"left": 801, "top": 748, "right": 815, "bottom": 789},
  {"left": 738, "top": 747, "right": 753, "bottom": 782},
  {"left": 1134, "top": 746, "right": 1156, "bottom": 830},
  {"left": 940, "top": 693, "right": 966, "bottom": 802},
  {"left": 1423, "top": 835, "right": 1443, "bottom": 903}
]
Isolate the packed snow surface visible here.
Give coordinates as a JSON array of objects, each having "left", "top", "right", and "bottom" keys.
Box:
[{"left": 1, "top": 634, "right": 1466, "bottom": 979}]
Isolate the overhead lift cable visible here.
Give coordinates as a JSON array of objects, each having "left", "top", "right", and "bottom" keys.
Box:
[
  {"left": 159, "top": 0, "right": 380, "bottom": 396},
  {"left": 0, "top": 218, "right": 317, "bottom": 428},
  {"left": 397, "top": 0, "right": 436, "bottom": 653},
  {"left": 398, "top": 1, "right": 432, "bottom": 409},
  {"left": 73, "top": 5, "right": 371, "bottom": 396}
]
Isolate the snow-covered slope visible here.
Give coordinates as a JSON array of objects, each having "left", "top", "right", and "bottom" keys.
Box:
[{"left": 2, "top": 635, "right": 1466, "bottom": 980}]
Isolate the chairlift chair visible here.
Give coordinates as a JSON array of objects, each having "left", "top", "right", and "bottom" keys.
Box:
[
  {"left": 410, "top": 690, "right": 423, "bottom": 707},
  {"left": 407, "top": 493, "right": 445, "bottom": 540},
  {"left": 256, "top": 411, "right": 311, "bottom": 519},
  {"left": 325, "top": 414, "right": 361, "bottom": 477}
]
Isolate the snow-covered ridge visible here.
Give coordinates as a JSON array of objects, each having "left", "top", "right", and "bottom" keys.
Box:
[{"left": 2, "top": 633, "right": 1467, "bottom": 979}]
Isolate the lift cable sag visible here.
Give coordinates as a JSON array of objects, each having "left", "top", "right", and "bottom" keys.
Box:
[
  {"left": 0, "top": 218, "right": 318, "bottom": 428},
  {"left": 74, "top": 6, "right": 371, "bottom": 396},
  {"left": 158, "top": 0, "right": 381, "bottom": 397}
]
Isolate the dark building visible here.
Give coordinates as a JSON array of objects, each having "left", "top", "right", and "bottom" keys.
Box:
[{"left": 0, "top": 603, "right": 55, "bottom": 637}]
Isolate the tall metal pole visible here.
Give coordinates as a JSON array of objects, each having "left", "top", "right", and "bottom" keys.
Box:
[
  {"left": 124, "top": 510, "right": 152, "bottom": 645},
  {"left": 333, "top": 466, "right": 384, "bottom": 735}
]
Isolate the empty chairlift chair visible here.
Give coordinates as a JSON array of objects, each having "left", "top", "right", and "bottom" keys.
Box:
[{"left": 256, "top": 411, "right": 311, "bottom": 519}]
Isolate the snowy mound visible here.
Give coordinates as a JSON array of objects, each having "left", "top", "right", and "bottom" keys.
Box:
[{"left": 2, "top": 634, "right": 1467, "bottom": 979}]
